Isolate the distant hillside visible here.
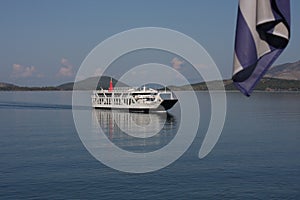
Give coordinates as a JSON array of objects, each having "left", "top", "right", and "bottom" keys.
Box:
[
  {"left": 225, "top": 78, "right": 300, "bottom": 91},
  {"left": 0, "top": 76, "right": 127, "bottom": 91},
  {"left": 265, "top": 60, "right": 300, "bottom": 80},
  {"left": 170, "top": 78, "right": 300, "bottom": 92},
  {"left": 0, "top": 82, "right": 57, "bottom": 91},
  {"left": 57, "top": 76, "right": 127, "bottom": 90},
  {"left": 0, "top": 82, "right": 18, "bottom": 90}
]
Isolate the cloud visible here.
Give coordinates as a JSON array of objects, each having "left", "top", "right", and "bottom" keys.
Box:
[
  {"left": 93, "top": 68, "right": 104, "bottom": 76},
  {"left": 171, "top": 57, "right": 184, "bottom": 70},
  {"left": 57, "top": 67, "right": 73, "bottom": 77},
  {"left": 61, "top": 58, "right": 72, "bottom": 68},
  {"left": 11, "top": 64, "right": 38, "bottom": 78},
  {"left": 194, "top": 63, "right": 209, "bottom": 69},
  {"left": 57, "top": 58, "right": 74, "bottom": 77}
]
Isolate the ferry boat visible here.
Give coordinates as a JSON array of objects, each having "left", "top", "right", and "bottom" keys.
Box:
[{"left": 91, "top": 79, "right": 178, "bottom": 112}]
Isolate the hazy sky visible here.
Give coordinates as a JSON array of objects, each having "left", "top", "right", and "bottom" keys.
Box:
[{"left": 0, "top": 0, "right": 299, "bottom": 86}]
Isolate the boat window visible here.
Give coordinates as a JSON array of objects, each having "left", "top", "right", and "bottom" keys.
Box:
[
  {"left": 146, "top": 98, "right": 155, "bottom": 101},
  {"left": 132, "top": 93, "right": 154, "bottom": 95},
  {"left": 160, "top": 93, "right": 171, "bottom": 99}
]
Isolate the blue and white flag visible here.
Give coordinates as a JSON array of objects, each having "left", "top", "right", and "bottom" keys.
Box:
[{"left": 232, "top": 0, "right": 290, "bottom": 96}]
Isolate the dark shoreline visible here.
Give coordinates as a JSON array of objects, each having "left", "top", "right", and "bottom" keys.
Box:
[{"left": 1, "top": 77, "right": 300, "bottom": 92}]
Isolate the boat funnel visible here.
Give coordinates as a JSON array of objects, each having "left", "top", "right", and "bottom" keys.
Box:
[{"left": 108, "top": 78, "right": 113, "bottom": 92}]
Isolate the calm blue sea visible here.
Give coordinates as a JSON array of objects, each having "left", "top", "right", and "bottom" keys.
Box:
[{"left": 0, "top": 91, "right": 299, "bottom": 199}]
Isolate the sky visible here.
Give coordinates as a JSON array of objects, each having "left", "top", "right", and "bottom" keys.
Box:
[{"left": 0, "top": 0, "right": 299, "bottom": 86}]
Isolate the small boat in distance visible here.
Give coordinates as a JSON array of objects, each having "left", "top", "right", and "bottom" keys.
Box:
[{"left": 91, "top": 79, "right": 178, "bottom": 112}]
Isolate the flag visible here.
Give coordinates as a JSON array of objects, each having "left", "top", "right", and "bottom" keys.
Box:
[{"left": 232, "top": 0, "right": 290, "bottom": 96}]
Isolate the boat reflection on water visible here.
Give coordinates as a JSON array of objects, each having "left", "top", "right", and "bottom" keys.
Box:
[{"left": 92, "top": 109, "right": 178, "bottom": 153}]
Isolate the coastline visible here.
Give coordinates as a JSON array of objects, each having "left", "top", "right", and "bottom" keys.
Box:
[{"left": 1, "top": 77, "right": 300, "bottom": 92}]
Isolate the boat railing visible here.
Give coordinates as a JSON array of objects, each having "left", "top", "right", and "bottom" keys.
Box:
[
  {"left": 94, "top": 87, "right": 137, "bottom": 92},
  {"left": 114, "top": 87, "right": 137, "bottom": 91}
]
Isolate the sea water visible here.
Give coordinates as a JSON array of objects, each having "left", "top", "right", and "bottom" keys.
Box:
[{"left": 0, "top": 91, "right": 299, "bottom": 199}]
